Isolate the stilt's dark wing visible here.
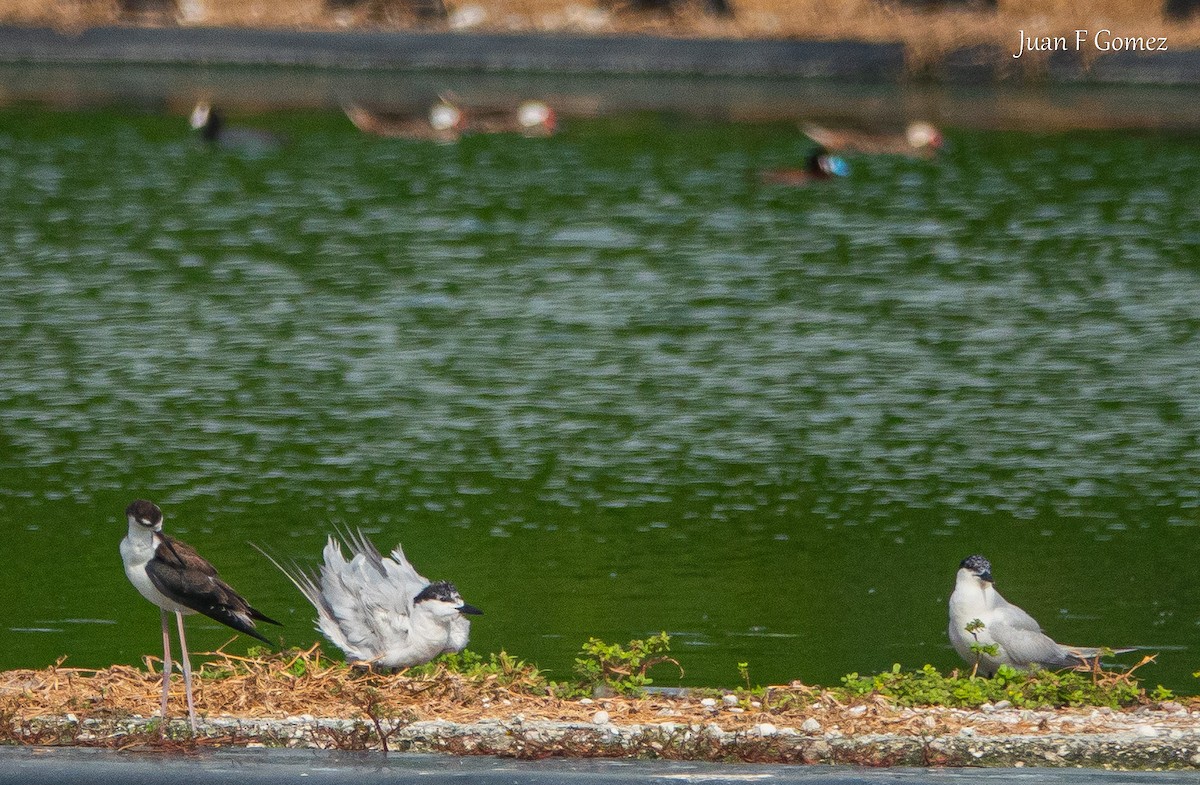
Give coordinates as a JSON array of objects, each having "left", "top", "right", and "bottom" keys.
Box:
[{"left": 147, "top": 535, "right": 281, "bottom": 644}]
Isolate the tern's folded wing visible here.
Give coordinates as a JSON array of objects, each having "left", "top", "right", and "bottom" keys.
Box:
[
  {"left": 991, "top": 594, "right": 1048, "bottom": 633},
  {"left": 990, "top": 606, "right": 1073, "bottom": 669}
]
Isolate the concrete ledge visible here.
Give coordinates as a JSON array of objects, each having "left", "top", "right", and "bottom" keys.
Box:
[
  {"left": 7, "top": 712, "right": 1200, "bottom": 769},
  {"left": 0, "top": 25, "right": 906, "bottom": 79},
  {"left": 6, "top": 745, "right": 1200, "bottom": 785},
  {"left": 1, "top": 25, "right": 1197, "bottom": 89},
  {"left": 1050, "top": 48, "right": 1200, "bottom": 85}
]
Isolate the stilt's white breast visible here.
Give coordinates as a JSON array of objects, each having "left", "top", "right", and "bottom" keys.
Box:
[{"left": 120, "top": 523, "right": 194, "bottom": 615}]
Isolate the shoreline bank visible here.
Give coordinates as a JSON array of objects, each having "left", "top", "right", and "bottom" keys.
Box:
[
  {"left": 4, "top": 649, "right": 1199, "bottom": 770},
  {"left": 3, "top": 652, "right": 1199, "bottom": 770}
]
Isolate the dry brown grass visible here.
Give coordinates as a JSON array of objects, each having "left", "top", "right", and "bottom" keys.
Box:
[
  {"left": 0, "top": 0, "right": 1197, "bottom": 67},
  {"left": 0, "top": 644, "right": 558, "bottom": 726}
]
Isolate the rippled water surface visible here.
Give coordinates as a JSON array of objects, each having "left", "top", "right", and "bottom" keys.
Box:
[{"left": 1, "top": 106, "right": 1198, "bottom": 690}]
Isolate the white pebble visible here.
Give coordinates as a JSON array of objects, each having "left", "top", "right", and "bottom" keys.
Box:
[
  {"left": 592, "top": 710, "right": 610, "bottom": 725},
  {"left": 700, "top": 698, "right": 718, "bottom": 708},
  {"left": 579, "top": 697, "right": 594, "bottom": 705},
  {"left": 801, "top": 718, "right": 821, "bottom": 733},
  {"left": 847, "top": 705, "right": 867, "bottom": 717},
  {"left": 755, "top": 723, "right": 777, "bottom": 737},
  {"left": 1136, "top": 725, "right": 1159, "bottom": 738},
  {"left": 722, "top": 694, "right": 739, "bottom": 707}
]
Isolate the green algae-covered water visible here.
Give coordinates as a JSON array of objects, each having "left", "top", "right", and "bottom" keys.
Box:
[{"left": 0, "top": 104, "right": 1198, "bottom": 692}]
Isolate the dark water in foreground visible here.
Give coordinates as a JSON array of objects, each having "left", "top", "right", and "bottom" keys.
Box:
[
  {"left": 0, "top": 106, "right": 1198, "bottom": 691},
  {"left": 0, "top": 747, "right": 1195, "bottom": 784}
]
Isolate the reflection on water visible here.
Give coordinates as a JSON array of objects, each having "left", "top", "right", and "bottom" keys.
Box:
[{"left": 0, "top": 108, "right": 1198, "bottom": 689}]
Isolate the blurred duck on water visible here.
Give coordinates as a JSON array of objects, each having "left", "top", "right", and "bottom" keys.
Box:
[
  {"left": 190, "top": 102, "right": 286, "bottom": 150},
  {"left": 469, "top": 100, "right": 558, "bottom": 136},
  {"left": 803, "top": 120, "right": 944, "bottom": 159},
  {"left": 343, "top": 99, "right": 467, "bottom": 143},
  {"left": 344, "top": 98, "right": 557, "bottom": 141},
  {"left": 759, "top": 146, "right": 850, "bottom": 186}
]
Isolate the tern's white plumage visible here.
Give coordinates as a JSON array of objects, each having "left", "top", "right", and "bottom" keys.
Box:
[
  {"left": 948, "top": 555, "right": 1133, "bottom": 676},
  {"left": 257, "top": 529, "right": 481, "bottom": 670}
]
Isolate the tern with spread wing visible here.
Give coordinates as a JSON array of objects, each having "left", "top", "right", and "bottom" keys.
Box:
[
  {"left": 256, "top": 529, "right": 481, "bottom": 670},
  {"left": 949, "top": 554, "right": 1134, "bottom": 677}
]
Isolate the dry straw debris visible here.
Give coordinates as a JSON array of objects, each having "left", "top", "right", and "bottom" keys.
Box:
[{"left": 0, "top": 644, "right": 559, "bottom": 727}]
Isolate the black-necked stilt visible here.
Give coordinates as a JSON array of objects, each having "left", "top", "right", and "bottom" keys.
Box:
[
  {"left": 253, "top": 528, "right": 481, "bottom": 671},
  {"left": 120, "top": 499, "right": 281, "bottom": 731}
]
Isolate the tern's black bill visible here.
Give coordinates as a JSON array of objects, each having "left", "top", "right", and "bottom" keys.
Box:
[{"left": 458, "top": 603, "right": 483, "bottom": 616}]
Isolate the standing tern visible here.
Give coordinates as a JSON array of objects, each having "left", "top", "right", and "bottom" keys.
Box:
[
  {"left": 120, "top": 499, "right": 281, "bottom": 731},
  {"left": 255, "top": 528, "right": 482, "bottom": 670},
  {"left": 948, "top": 554, "right": 1134, "bottom": 677}
]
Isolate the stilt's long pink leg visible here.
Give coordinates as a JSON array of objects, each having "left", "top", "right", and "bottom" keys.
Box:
[
  {"left": 175, "top": 611, "right": 197, "bottom": 733},
  {"left": 160, "top": 608, "right": 173, "bottom": 732}
]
